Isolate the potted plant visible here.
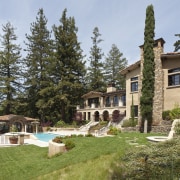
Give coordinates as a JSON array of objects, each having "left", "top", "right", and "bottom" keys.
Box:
[{"left": 9, "top": 125, "right": 18, "bottom": 144}]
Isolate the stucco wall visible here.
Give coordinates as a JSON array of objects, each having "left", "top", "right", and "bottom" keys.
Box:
[
  {"left": 125, "top": 67, "right": 140, "bottom": 119},
  {"left": 162, "top": 57, "right": 180, "bottom": 110}
]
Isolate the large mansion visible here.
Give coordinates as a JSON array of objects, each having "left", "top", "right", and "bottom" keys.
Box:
[
  {"left": 77, "top": 38, "right": 180, "bottom": 125},
  {"left": 76, "top": 84, "right": 126, "bottom": 122}
]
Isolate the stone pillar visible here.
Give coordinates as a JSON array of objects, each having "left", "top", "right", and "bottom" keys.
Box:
[
  {"left": 119, "top": 97, "right": 123, "bottom": 106},
  {"left": 85, "top": 99, "right": 88, "bottom": 108},
  {"left": 152, "top": 40, "right": 164, "bottom": 125},
  {"left": 100, "top": 97, "right": 103, "bottom": 107},
  {"left": 138, "top": 38, "right": 165, "bottom": 126},
  {"left": 110, "top": 97, "right": 113, "bottom": 107},
  {"left": 25, "top": 124, "right": 27, "bottom": 133},
  {"left": 100, "top": 114, "right": 103, "bottom": 121}
]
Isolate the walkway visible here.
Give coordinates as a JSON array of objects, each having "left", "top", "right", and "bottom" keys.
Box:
[{"left": 24, "top": 139, "right": 48, "bottom": 147}]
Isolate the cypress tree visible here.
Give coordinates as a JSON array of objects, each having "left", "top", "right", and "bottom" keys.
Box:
[
  {"left": 140, "top": 5, "right": 155, "bottom": 132},
  {"left": 0, "top": 22, "right": 22, "bottom": 114}
]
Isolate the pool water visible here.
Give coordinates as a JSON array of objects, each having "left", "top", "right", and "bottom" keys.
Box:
[{"left": 34, "top": 133, "right": 59, "bottom": 142}]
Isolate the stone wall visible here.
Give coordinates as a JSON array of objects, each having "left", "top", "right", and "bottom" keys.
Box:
[
  {"left": 152, "top": 40, "right": 164, "bottom": 125},
  {"left": 138, "top": 39, "right": 165, "bottom": 125},
  {"left": 48, "top": 140, "right": 66, "bottom": 157},
  {"left": 121, "top": 125, "right": 171, "bottom": 134}
]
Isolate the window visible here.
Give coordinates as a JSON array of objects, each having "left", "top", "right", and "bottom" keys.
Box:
[
  {"left": 131, "top": 77, "right": 138, "bottom": 81},
  {"left": 106, "top": 97, "right": 111, "bottom": 107},
  {"left": 168, "top": 68, "right": 180, "bottom": 73},
  {"left": 168, "top": 68, "right": 180, "bottom": 86},
  {"left": 113, "top": 96, "right": 119, "bottom": 106},
  {"left": 131, "top": 76, "right": 138, "bottom": 92},
  {"left": 88, "top": 98, "right": 99, "bottom": 107},
  {"left": 131, "top": 82, "right": 138, "bottom": 92},
  {"left": 121, "top": 95, "right": 126, "bottom": 106}
]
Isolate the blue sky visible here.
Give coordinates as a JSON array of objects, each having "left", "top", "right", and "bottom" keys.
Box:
[{"left": 0, "top": 0, "right": 179, "bottom": 65}]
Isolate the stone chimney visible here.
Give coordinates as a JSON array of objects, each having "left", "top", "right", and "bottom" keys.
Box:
[
  {"left": 139, "top": 38, "right": 165, "bottom": 125},
  {"left": 107, "top": 81, "right": 116, "bottom": 93}
]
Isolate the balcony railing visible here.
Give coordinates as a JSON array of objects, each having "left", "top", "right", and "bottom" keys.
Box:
[{"left": 77, "top": 102, "right": 126, "bottom": 110}]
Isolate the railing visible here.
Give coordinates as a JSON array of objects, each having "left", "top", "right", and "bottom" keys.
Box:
[
  {"left": 0, "top": 135, "right": 7, "bottom": 144},
  {"left": 78, "top": 103, "right": 126, "bottom": 110}
]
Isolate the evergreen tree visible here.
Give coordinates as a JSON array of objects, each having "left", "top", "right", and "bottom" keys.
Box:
[
  {"left": 53, "top": 9, "right": 86, "bottom": 123},
  {"left": 24, "top": 8, "right": 54, "bottom": 121},
  {"left": 173, "top": 34, "right": 180, "bottom": 52},
  {"left": 0, "top": 22, "right": 22, "bottom": 114},
  {"left": 140, "top": 5, "right": 155, "bottom": 132},
  {"left": 87, "top": 27, "right": 105, "bottom": 92},
  {"left": 104, "top": 44, "right": 127, "bottom": 89}
]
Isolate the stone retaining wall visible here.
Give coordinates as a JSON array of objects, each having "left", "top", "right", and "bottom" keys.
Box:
[
  {"left": 121, "top": 125, "right": 171, "bottom": 134},
  {"left": 48, "top": 140, "right": 66, "bottom": 157}
]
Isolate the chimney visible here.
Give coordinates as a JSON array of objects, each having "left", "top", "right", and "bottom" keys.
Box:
[{"left": 107, "top": 81, "right": 116, "bottom": 93}]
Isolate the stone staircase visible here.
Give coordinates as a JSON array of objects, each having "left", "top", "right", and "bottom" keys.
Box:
[{"left": 79, "top": 121, "right": 99, "bottom": 132}]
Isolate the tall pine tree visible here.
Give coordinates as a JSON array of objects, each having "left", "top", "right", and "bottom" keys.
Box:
[
  {"left": 104, "top": 44, "right": 127, "bottom": 89},
  {"left": 53, "top": 9, "right": 86, "bottom": 123},
  {"left": 0, "top": 22, "right": 22, "bottom": 114},
  {"left": 24, "top": 8, "right": 54, "bottom": 121},
  {"left": 140, "top": 5, "right": 155, "bottom": 132},
  {"left": 87, "top": 27, "right": 105, "bottom": 92}
]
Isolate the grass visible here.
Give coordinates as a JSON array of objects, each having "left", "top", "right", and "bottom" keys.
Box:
[{"left": 0, "top": 132, "right": 157, "bottom": 180}]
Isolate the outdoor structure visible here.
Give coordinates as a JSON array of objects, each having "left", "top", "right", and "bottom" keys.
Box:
[
  {"left": 120, "top": 38, "right": 180, "bottom": 125},
  {"left": 0, "top": 114, "right": 39, "bottom": 133},
  {"left": 76, "top": 83, "right": 126, "bottom": 122}
]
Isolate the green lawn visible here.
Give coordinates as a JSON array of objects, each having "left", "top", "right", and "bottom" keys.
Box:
[{"left": 0, "top": 132, "right": 155, "bottom": 180}]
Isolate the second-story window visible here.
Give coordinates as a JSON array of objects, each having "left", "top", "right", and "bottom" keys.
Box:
[
  {"left": 131, "top": 76, "right": 138, "bottom": 92},
  {"left": 106, "top": 97, "right": 111, "bottom": 107},
  {"left": 168, "top": 68, "right": 180, "bottom": 86},
  {"left": 121, "top": 95, "right": 126, "bottom": 106},
  {"left": 113, "top": 96, "right": 119, "bottom": 106}
]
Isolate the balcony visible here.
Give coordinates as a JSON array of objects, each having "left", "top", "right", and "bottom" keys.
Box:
[{"left": 77, "top": 102, "right": 125, "bottom": 110}]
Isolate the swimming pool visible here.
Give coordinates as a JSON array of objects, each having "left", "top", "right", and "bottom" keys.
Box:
[{"left": 33, "top": 133, "right": 59, "bottom": 142}]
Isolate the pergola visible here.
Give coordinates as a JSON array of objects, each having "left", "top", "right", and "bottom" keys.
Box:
[{"left": 0, "top": 114, "right": 39, "bottom": 133}]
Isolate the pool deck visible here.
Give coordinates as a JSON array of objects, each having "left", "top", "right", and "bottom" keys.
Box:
[
  {"left": 24, "top": 138, "right": 49, "bottom": 147},
  {"left": 47, "top": 130, "right": 88, "bottom": 136},
  {"left": 0, "top": 130, "right": 88, "bottom": 147}
]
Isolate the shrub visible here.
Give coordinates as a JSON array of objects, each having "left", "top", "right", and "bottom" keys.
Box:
[
  {"left": 46, "top": 127, "right": 51, "bottom": 131},
  {"left": 70, "top": 134, "right": 77, "bottom": 138},
  {"left": 107, "top": 126, "right": 120, "bottom": 135},
  {"left": 174, "top": 122, "right": 180, "bottom": 135},
  {"left": 169, "top": 104, "right": 180, "bottom": 120},
  {"left": 99, "top": 121, "right": 108, "bottom": 126},
  {"left": 64, "top": 139, "right": 75, "bottom": 150},
  {"left": 110, "top": 139, "right": 180, "bottom": 179},
  {"left": 122, "top": 118, "right": 138, "bottom": 127},
  {"left": 85, "top": 133, "right": 94, "bottom": 137},
  {"left": 162, "top": 110, "right": 171, "bottom": 120},
  {"left": 77, "top": 134, "right": 84, "bottom": 137},
  {"left": 52, "top": 136, "right": 63, "bottom": 143},
  {"left": 55, "top": 120, "right": 66, "bottom": 127}
]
